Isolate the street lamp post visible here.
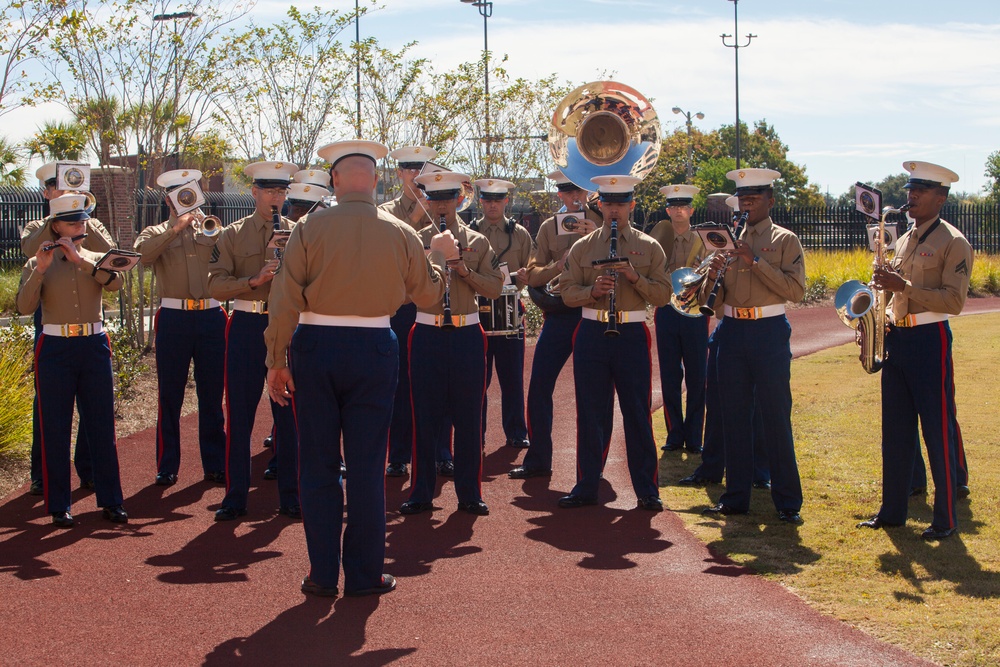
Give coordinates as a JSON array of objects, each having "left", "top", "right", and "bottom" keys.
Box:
[
  {"left": 152, "top": 10, "right": 196, "bottom": 166},
  {"left": 460, "top": 0, "right": 493, "bottom": 176},
  {"left": 671, "top": 107, "right": 704, "bottom": 184},
  {"left": 720, "top": 0, "right": 755, "bottom": 169}
]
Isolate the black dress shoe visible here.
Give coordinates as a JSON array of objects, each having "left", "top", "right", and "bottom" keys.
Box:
[
  {"left": 279, "top": 505, "right": 302, "bottom": 519},
  {"left": 505, "top": 438, "right": 530, "bottom": 449},
  {"left": 661, "top": 442, "right": 684, "bottom": 452},
  {"left": 685, "top": 445, "right": 703, "bottom": 454},
  {"left": 856, "top": 515, "right": 902, "bottom": 529},
  {"left": 385, "top": 463, "right": 408, "bottom": 477},
  {"left": 399, "top": 500, "right": 434, "bottom": 515},
  {"left": 702, "top": 503, "right": 747, "bottom": 516},
  {"left": 345, "top": 574, "right": 396, "bottom": 597},
  {"left": 678, "top": 473, "right": 716, "bottom": 486},
  {"left": 103, "top": 505, "right": 128, "bottom": 523},
  {"left": 51, "top": 511, "right": 74, "bottom": 528},
  {"left": 436, "top": 461, "right": 455, "bottom": 477},
  {"left": 29, "top": 480, "right": 43, "bottom": 496},
  {"left": 263, "top": 436, "right": 273, "bottom": 449},
  {"left": 155, "top": 472, "right": 178, "bottom": 487},
  {"left": 508, "top": 466, "right": 552, "bottom": 479},
  {"left": 752, "top": 480, "right": 771, "bottom": 490},
  {"left": 557, "top": 494, "right": 598, "bottom": 509},
  {"left": 301, "top": 576, "right": 338, "bottom": 597},
  {"left": 263, "top": 467, "right": 278, "bottom": 481},
  {"left": 637, "top": 496, "right": 664, "bottom": 512},
  {"left": 457, "top": 500, "right": 490, "bottom": 515},
  {"left": 909, "top": 486, "right": 927, "bottom": 497},
  {"left": 204, "top": 471, "right": 225, "bottom": 484},
  {"left": 958, "top": 485, "right": 970, "bottom": 499},
  {"left": 777, "top": 510, "right": 802, "bottom": 524},
  {"left": 922, "top": 525, "right": 956, "bottom": 540},
  {"left": 215, "top": 506, "right": 248, "bottom": 522}
]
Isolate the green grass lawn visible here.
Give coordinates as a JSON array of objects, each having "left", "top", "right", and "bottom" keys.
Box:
[{"left": 657, "top": 312, "right": 1000, "bottom": 666}]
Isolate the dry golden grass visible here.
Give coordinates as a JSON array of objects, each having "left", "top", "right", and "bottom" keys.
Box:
[{"left": 657, "top": 312, "right": 1000, "bottom": 666}]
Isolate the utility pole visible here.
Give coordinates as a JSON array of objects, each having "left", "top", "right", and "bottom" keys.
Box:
[{"left": 720, "top": 0, "right": 755, "bottom": 169}]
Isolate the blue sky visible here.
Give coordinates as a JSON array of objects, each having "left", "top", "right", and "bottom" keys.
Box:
[{"left": 11, "top": 0, "right": 999, "bottom": 197}]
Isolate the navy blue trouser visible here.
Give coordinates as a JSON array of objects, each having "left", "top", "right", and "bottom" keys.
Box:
[
  {"left": 291, "top": 324, "right": 396, "bottom": 592},
  {"left": 35, "top": 333, "right": 123, "bottom": 514},
  {"left": 153, "top": 306, "right": 227, "bottom": 477},
  {"left": 221, "top": 310, "right": 298, "bottom": 512},
  {"left": 695, "top": 330, "right": 770, "bottom": 484},
  {"left": 388, "top": 303, "right": 416, "bottom": 465},
  {"left": 483, "top": 328, "right": 528, "bottom": 445},
  {"left": 31, "top": 307, "right": 91, "bottom": 485},
  {"left": 715, "top": 315, "right": 801, "bottom": 513},
  {"left": 570, "top": 319, "right": 658, "bottom": 501},
  {"left": 878, "top": 322, "right": 961, "bottom": 530},
  {"left": 408, "top": 322, "right": 485, "bottom": 505},
  {"left": 911, "top": 414, "right": 968, "bottom": 489},
  {"left": 654, "top": 305, "right": 709, "bottom": 450}
]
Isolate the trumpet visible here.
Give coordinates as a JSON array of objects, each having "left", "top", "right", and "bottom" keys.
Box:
[
  {"left": 701, "top": 211, "right": 749, "bottom": 317},
  {"left": 192, "top": 210, "right": 222, "bottom": 237},
  {"left": 835, "top": 203, "right": 910, "bottom": 373}
]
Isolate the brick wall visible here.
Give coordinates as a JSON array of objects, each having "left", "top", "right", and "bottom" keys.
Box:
[{"left": 90, "top": 166, "right": 137, "bottom": 248}]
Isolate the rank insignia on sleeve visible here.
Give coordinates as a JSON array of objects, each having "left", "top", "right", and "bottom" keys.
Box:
[
  {"left": 955, "top": 259, "right": 969, "bottom": 276},
  {"left": 793, "top": 254, "right": 803, "bottom": 265},
  {"left": 210, "top": 247, "right": 220, "bottom": 263}
]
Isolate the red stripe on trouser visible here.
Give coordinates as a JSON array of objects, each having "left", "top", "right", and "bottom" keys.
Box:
[
  {"left": 406, "top": 324, "right": 418, "bottom": 480},
  {"left": 34, "top": 335, "right": 49, "bottom": 506},
  {"left": 222, "top": 314, "right": 235, "bottom": 493},
  {"left": 937, "top": 322, "right": 954, "bottom": 528},
  {"left": 644, "top": 323, "right": 658, "bottom": 488},
  {"left": 154, "top": 308, "right": 165, "bottom": 469},
  {"left": 477, "top": 325, "right": 487, "bottom": 498}
]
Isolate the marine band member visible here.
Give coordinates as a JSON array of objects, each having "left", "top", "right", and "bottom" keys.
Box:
[{"left": 287, "top": 169, "right": 332, "bottom": 222}]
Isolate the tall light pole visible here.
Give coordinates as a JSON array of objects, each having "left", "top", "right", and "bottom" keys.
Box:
[
  {"left": 720, "top": 0, "right": 755, "bottom": 169},
  {"left": 153, "top": 10, "right": 195, "bottom": 165},
  {"left": 354, "top": 0, "right": 362, "bottom": 139},
  {"left": 460, "top": 0, "right": 493, "bottom": 176},
  {"left": 671, "top": 107, "right": 704, "bottom": 184}
]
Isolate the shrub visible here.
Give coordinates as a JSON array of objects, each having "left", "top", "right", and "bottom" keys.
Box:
[{"left": 0, "top": 320, "right": 34, "bottom": 456}]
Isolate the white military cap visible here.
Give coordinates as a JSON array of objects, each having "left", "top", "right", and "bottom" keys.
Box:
[
  {"left": 244, "top": 161, "right": 297, "bottom": 188},
  {"left": 902, "top": 160, "right": 959, "bottom": 189},
  {"left": 317, "top": 140, "right": 389, "bottom": 168},
  {"left": 293, "top": 169, "right": 331, "bottom": 188},
  {"left": 591, "top": 175, "right": 642, "bottom": 201},
  {"left": 475, "top": 178, "right": 515, "bottom": 200},
  {"left": 287, "top": 182, "right": 329, "bottom": 204},
  {"left": 49, "top": 193, "right": 90, "bottom": 221},
  {"left": 157, "top": 169, "right": 203, "bottom": 190},
  {"left": 725, "top": 195, "right": 740, "bottom": 211},
  {"left": 727, "top": 168, "right": 781, "bottom": 194},
  {"left": 35, "top": 162, "right": 59, "bottom": 185},
  {"left": 548, "top": 169, "right": 585, "bottom": 192},
  {"left": 659, "top": 183, "right": 700, "bottom": 205},
  {"left": 388, "top": 145, "right": 438, "bottom": 167},
  {"left": 415, "top": 171, "right": 472, "bottom": 200}
]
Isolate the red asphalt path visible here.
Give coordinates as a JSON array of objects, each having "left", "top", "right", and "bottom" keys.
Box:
[{"left": 4, "top": 299, "right": 997, "bottom": 666}]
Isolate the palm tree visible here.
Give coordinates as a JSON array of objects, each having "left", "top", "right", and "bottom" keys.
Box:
[
  {"left": 76, "top": 96, "right": 123, "bottom": 166},
  {"left": 25, "top": 120, "right": 89, "bottom": 161},
  {"left": 0, "top": 136, "right": 26, "bottom": 186}
]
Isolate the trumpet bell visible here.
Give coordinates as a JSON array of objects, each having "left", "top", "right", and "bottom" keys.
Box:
[
  {"left": 193, "top": 213, "right": 222, "bottom": 237},
  {"left": 835, "top": 280, "right": 874, "bottom": 330},
  {"left": 549, "top": 81, "right": 661, "bottom": 190}
]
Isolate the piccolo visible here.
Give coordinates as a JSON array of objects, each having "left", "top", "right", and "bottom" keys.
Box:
[{"left": 41, "top": 233, "right": 88, "bottom": 251}]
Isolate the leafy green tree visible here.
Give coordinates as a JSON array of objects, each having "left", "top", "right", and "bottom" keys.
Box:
[
  {"left": 0, "top": 0, "right": 64, "bottom": 119},
  {"left": 25, "top": 119, "right": 88, "bottom": 161},
  {"left": 0, "top": 136, "right": 27, "bottom": 186},
  {"left": 985, "top": 150, "right": 1000, "bottom": 204},
  {"left": 182, "top": 130, "right": 233, "bottom": 180}
]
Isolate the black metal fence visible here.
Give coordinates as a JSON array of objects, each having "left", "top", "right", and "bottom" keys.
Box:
[{"left": 3, "top": 185, "right": 999, "bottom": 270}]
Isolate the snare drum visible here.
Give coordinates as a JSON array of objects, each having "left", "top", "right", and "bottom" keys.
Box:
[{"left": 478, "top": 287, "right": 523, "bottom": 338}]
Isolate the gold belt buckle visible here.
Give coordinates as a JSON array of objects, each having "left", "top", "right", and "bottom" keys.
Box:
[
  {"left": 617, "top": 311, "right": 630, "bottom": 324},
  {"left": 63, "top": 323, "right": 87, "bottom": 337},
  {"left": 735, "top": 307, "right": 757, "bottom": 320},
  {"left": 185, "top": 299, "right": 204, "bottom": 311},
  {"left": 254, "top": 301, "right": 268, "bottom": 314},
  {"left": 439, "top": 314, "right": 466, "bottom": 327},
  {"left": 895, "top": 315, "right": 913, "bottom": 328},
  {"left": 595, "top": 310, "right": 610, "bottom": 323}
]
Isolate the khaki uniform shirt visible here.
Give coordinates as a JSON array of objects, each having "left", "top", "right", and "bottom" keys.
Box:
[
  {"left": 666, "top": 228, "right": 706, "bottom": 274},
  {"left": 416, "top": 220, "right": 503, "bottom": 316},
  {"left": 265, "top": 192, "right": 448, "bottom": 369},
  {"left": 21, "top": 217, "right": 115, "bottom": 257},
  {"left": 710, "top": 217, "right": 805, "bottom": 308},
  {"left": 379, "top": 192, "right": 433, "bottom": 232},
  {"left": 559, "top": 223, "right": 670, "bottom": 311},
  {"left": 888, "top": 217, "right": 972, "bottom": 319},
  {"left": 473, "top": 217, "right": 532, "bottom": 287},
  {"left": 134, "top": 217, "right": 219, "bottom": 300},
  {"left": 17, "top": 246, "right": 123, "bottom": 324},
  {"left": 525, "top": 206, "right": 601, "bottom": 288},
  {"left": 648, "top": 220, "right": 676, "bottom": 266},
  {"left": 207, "top": 210, "right": 294, "bottom": 303}
]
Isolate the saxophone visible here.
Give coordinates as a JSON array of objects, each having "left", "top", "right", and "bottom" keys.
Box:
[{"left": 834, "top": 203, "right": 910, "bottom": 373}]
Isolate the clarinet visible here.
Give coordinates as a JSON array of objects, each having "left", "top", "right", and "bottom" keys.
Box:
[
  {"left": 270, "top": 205, "right": 284, "bottom": 274},
  {"left": 700, "top": 210, "right": 749, "bottom": 317},
  {"left": 439, "top": 215, "right": 456, "bottom": 330},
  {"left": 605, "top": 217, "right": 620, "bottom": 338}
]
